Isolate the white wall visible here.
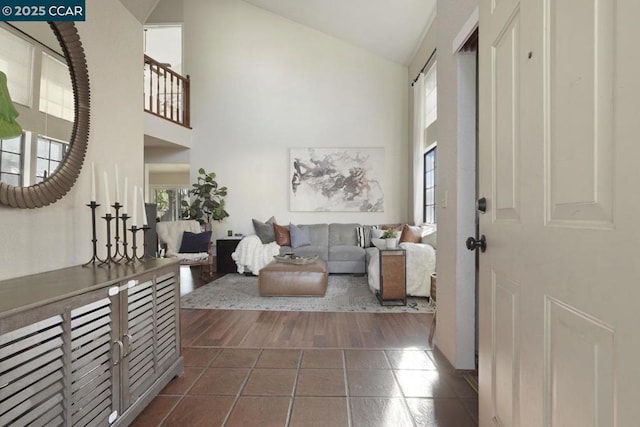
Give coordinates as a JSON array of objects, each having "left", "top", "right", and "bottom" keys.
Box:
[
  {"left": 183, "top": 0, "right": 409, "bottom": 239},
  {"left": 0, "top": 0, "right": 144, "bottom": 281},
  {"left": 144, "top": 113, "right": 191, "bottom": 148}
]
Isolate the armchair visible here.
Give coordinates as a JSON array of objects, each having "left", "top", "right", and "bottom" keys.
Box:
[{"left": 155, "top": 220, "right": 214, "bottom": 278}]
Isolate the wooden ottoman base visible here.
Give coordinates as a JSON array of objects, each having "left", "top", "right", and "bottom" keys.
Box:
[{"left": 259, "top": 259, "right": 328, "bottom": 296}]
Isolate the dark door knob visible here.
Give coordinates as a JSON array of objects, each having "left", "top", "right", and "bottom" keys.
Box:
[
  {"left": 477, "top": 197, "right": 487, "bottom": 213},
  {"left": 466, "top": 235, "right": 487, "bottom": 252}
]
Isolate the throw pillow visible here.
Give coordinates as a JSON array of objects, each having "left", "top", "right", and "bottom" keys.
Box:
[
  {"left": 289, "top": 223, "right": 311, "bottom": 248},
  {"left": 421, "top": 225, "right": 437, "bottom": 248},
  {"left": 178, "top": 231, "right": 212, "bottom": 253},
  {"left": 399, "top": 224, "right": 422, "bottom": 244},
  {"left": 356, "top": 225, "right": 379, "bottom": 248},
  {"left": 371, "top": 228, "right": 385, "bottom": 239},
  {"left": 252, "top": 216, "right": 277, "bottom": 243},
  {"left": 273, "top": 223, "right": 291, "bottom": 246}
]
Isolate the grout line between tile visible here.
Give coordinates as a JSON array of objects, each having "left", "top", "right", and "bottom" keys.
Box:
[
  {"left": 384, "top": 350, "right": 418, "bottom": 427},
  {"left": 157, "top": 365, "right": 209, "bottom": 427},
  {"left": 220, "top": 348, "right": 263, "bottom": 427},
  {"left": 153, "top": 395, "right": 182, "bottom": 427},
  {"left": 342, "top": 349, "right": 353, "bottom": 427},
  {"left": 284, "top": 349, "right": 303, "bottom": 427}
]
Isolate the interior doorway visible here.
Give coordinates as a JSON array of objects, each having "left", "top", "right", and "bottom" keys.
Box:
[{"left": 457, "top": 28, "right": 479, "bottom": 369}]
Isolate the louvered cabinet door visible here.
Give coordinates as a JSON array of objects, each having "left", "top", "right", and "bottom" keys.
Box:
[
  {"left": 0, "top": 287, "right": 119, "bottom": 427},
  {"left": 121, "top": 275, "right": 156, "bottom": 407},
  {"left": 0, "top": 259, "right": 182, "bottom": 427},
  {"left": 120, "top": 266, "right": 179, "bottom": 408},
  {"left": 0, "top": 315, "right": 66, "bottom": 426},
  {"left": 69, "top": 289, "right": 120, "bottom": 427},
  {"left": 155, "top": 271, "right": 179, "bottom": 373}
]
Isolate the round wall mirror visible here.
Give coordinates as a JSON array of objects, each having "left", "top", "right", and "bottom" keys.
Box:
[{"left": 0, "top": 21, "right": 89, "bottom": 208}]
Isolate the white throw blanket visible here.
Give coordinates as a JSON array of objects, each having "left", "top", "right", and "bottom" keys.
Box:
[
  {"left": 231, "top": 234, "right": 280, "bottom": 274},
  {"left": 366, "top": 242, "right": 436, "bottom": 297}
]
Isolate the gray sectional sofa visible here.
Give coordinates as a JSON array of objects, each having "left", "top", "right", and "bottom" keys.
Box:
[
  {"left": 233, "top": 220, "right": 437, "bottom": 297},
  {"left": 278, "top": 223, "right": 376, "bottom": 274}
]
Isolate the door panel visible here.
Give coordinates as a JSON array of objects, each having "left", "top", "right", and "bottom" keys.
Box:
[
  {"left": 493, "top": 12, "right": 521, "bottom": 221},
  {"left": 479, "top": 0, "right": 640, "bottom": 425},
  {"left": 545, "top": 0, "right": 614, "bottom": 227},
  {"left": 545, "top": 297, "right": 614, "bottom": 427},
  {"left": 492, "top": 273, "right": 520, "bottom": 427}
]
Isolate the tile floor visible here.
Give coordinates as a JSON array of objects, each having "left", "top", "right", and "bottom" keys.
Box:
[{"left": 132, "top": 347, "right": 478, "bottom": 426}]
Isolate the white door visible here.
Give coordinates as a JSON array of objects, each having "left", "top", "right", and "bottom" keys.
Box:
[{"left": 478, "top": 0, "right": 640, "bottom": 426}]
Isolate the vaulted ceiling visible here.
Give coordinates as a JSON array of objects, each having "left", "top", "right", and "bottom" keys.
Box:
[
  {"left": 242, "top": 0, "right": 436, "bottom": 65},
  {"left": 120, "top": 0, "right": 161, "bottom": 24},
  {"left": 121, "top": 0, "right": 436, "bottom": 66}
]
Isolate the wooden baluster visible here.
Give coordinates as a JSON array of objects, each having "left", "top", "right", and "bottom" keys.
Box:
[
  {"left": 185, "top": 75, "right": 191, "bottom": 127},
  {"left": 175, "top": 77, "right": 180, "bottom": 125},
  {"left": 169, "top": 72, "right": 174, "bottom": 122},
  {"left": 155, "top": 64, "right": 160, "bottom": 115}
]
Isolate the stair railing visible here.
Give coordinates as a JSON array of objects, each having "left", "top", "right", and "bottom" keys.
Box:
[{"left": 143, "top": 54, "right": 190, "bottom": 128}]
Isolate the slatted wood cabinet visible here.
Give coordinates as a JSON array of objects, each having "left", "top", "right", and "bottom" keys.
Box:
[{"left": 0, "top": 259, "right": 183, "bottom": 426}]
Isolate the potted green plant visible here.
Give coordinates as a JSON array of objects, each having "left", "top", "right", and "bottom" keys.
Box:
[
  {"left": 181, "top": 168, "right": 229, "bottom": 230},
  {"left": 382, "top": 228, "right": 398, "bottom": 249}
]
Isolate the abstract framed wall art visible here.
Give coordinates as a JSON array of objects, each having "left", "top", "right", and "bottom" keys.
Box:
[{"left": 289, "top": 147, "right": 384, "bottom": 212}]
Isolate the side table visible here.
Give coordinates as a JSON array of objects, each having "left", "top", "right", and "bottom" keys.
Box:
[
  {"left": 376, "top": 248, "right": 406, "bottom": 306},
  {"left": 216, "top": 238, "right": 242, "bottom": 274},
  {"left": 429, "top": 272, "right": 437, "bottom": 344}
]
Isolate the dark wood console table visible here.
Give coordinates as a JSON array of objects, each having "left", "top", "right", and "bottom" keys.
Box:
[{"left": 0, "top": 258, "right": 183, "bottom": 426}]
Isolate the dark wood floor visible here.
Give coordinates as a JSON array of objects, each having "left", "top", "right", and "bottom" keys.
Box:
[
  {"left": 131, "top": 266, "right": 478, "bottom": 426},
  {"left": 181, "top": 309, "right": 433, "bottom": 349},
  {"left": 180, "top": 265, "right": 434, "bottom": 349}
]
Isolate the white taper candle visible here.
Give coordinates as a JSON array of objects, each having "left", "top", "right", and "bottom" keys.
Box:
[
  {"left": 140, "top": 187, "right": 148, "bottom": 226},
  {"left": 90, "top": 162, "right": 96, "bottom": 202},
  {"left": 115, "top": 164, "right": 120, "bottom": 203},
  {"left": 103, "top": 171, "right": 111, "bottom": 214},
  {"left": 132, "top": 185, "right": 138, "bottom": 227},
  {"left": 123, "top": 177, "right": 128, "bottom": 214}
]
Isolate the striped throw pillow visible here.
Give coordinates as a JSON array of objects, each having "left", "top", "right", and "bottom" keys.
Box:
[{"left": 356, "top": 225, "right": 379, "bottom": 248}]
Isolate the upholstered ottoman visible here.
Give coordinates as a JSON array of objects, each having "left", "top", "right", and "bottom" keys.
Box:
[{"left": 259, "top": 259, "right": 328, "bottom": 296}]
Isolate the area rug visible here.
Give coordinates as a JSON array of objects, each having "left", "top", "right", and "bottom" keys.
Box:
[{"left": 181, "top": 274, "right": 434, "bottom": 314}]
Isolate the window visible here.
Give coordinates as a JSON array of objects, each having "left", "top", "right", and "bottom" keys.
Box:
[
  {"left": 0, "top": 26, "right": 34, "bottom": 107},
  {"left": 424, "top": 65, "right": 437, "bottom": 127},
  {"left": 0, "top": 25, "right": 72, "bottom": 188},
  {"left": 39, "top": 52, "right": 74, "bottom": 121},
  {"left": 424, "top": 147, "right": 436, "bottom": 224},
  {"left": 0, "top": 134, "right": 23, "bottom": 186},
  {"left": 36, "top": 136, "right": 67, "bottom": 183},
  {"left": 422, "top": 59, "right": 437, "bottom": 224},
  {"left": 154, "top": 187, "right": 189, "bottom": 222}
]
